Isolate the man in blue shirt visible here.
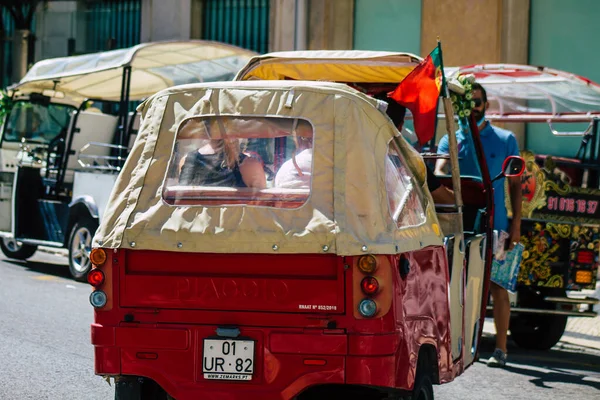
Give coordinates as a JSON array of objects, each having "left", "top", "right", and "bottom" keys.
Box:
[{"left": 435, "top": 83, "right": 522, "bottom": 368}]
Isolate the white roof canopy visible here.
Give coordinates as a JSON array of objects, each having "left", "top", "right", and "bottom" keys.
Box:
[
  {"left": 446, "top": 64, "right": 600, "bottom": 122},
  {"left": 12, "top": 41, "right": 257, "bottom": 103}
]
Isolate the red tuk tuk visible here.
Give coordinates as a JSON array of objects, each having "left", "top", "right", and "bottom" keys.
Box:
[{"left": 89, "top": 54, "right": 522, "bottom": 399}]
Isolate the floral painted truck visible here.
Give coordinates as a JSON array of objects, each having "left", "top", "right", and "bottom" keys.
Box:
[{"left": 447, "top": 64, "right": 600, "bottom": 350}]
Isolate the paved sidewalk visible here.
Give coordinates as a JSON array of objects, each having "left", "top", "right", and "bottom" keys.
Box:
[
  {"left": 561, "top": 280, "right": 600, "bottom": 350},
  {"left": 484, "top": 280, "right": 600, "bottom": 351}
]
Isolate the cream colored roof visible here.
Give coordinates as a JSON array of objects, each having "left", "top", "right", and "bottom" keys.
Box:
[
  {"left": 13, "top": 41, "right": 256, "bottom": 103},
  {"left": 446, "top": 64, "right": 600, "bottom": 121},
  {"left": 235, "top": 50, "right": 423, "bottom": 83},
  {"left": 94, "top": 80, "right": 442, "bottom": 256}
]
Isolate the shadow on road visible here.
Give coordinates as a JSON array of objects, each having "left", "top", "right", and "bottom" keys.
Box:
[
  {"left": 478, "top": 334, "right": 600, "bottom": 391},
  {"left": 502, "top": 363, "right": 600, "bottom": 390},
  {"left": 4, "top": 258, "right": 72, "bottom": 280}
]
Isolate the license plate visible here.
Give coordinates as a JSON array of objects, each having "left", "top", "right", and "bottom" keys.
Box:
[{"left": 202, "top": 339, "right": 255, "bottom": 381}]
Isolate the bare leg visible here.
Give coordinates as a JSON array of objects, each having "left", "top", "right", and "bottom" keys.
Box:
[{"left": 490, "top": 282, "right": 510, "bottom": 352}]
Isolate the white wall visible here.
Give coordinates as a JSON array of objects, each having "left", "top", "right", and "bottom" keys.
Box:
[
  {"left": 34, "top": 1, "right": 78, "bottom": 61},
  {"left": 140, "top": 0, "right": 192, "bottom": 42}
]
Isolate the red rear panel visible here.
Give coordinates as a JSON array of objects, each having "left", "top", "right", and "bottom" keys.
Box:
[{"left": 119, "top": 251, "right": 345, "bottom": 314}]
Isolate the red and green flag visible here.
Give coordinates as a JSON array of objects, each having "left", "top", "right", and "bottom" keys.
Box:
[{"left": 388, "top": 45, "right": 444, "bottom": 145}]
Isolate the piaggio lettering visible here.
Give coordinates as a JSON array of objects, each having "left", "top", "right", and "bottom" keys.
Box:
[{"left": 176, "top": 278, "right": 290, "bottom": 303}]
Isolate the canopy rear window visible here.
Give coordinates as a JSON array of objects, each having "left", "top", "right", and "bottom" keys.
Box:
[{"left": 162, "top": 116, "right": 314, "bottom": 208}]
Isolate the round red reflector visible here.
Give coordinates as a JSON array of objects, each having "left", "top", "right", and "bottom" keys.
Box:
[
  {"left": 87, "top": 269, "right": 105, "bottom": 286},
  {"left": 360, "top": 276, "right": 379, "bottom": 295}
]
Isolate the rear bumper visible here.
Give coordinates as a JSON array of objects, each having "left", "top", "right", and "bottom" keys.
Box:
[{"left": 91, "top": 324, "right": 406, "bottom": 400}]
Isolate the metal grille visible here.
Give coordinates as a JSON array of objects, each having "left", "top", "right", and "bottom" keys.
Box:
[
  {"left": 202, "top": 0, "right": 269, "bottom": 53},
  {"left": 85, "top": 0, "right": 141, "bottom": 53}
]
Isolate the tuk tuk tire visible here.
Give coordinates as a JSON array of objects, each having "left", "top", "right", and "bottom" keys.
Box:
[
  {"left": 114, "top": 377, "right": 141, "bottom": 400},
  {"left": 411, "top": 364, "right": 434, "bottom": 400},
  {"left": 0, "top": 238, "right": 37, "bottom": 260},
  {"left": 68, "top": 216, "right": 99, "bottom": 282},
  {"left": 509, "top": 314, "right": 568, "bottom": 350}
]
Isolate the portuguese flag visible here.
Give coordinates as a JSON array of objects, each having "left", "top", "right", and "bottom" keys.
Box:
[{"left": 388, "top": 45, "right": 444, "bottom": 145}]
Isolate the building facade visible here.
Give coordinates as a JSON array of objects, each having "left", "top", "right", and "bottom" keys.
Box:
[
  {"left": 1, "top": 0, "right": 142, "bottom": 86},
  {"left": 299, "top": 0, "right": 600, "bottom": 157},
  {"left": 8, "top": 0, "right": 600, "bottom": 157}
]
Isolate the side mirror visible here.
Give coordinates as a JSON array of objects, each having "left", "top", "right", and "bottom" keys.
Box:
[{"left": 492, "top": 156, "right": 525, "bottom": 183}]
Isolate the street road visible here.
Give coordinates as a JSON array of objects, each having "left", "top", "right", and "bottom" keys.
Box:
[
  {"left": 0, "top": 250, "right": 113, "bottom": 399},
  {"left": 0, "top": 250, "right": 599, "bottom": 399}
]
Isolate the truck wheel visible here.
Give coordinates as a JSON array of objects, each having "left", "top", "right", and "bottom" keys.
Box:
[
  {"left": 0, "top": 237, "right": 37, "bottom": 260},
  {"left": 510, "top": 314, "right": 568, "bottom": 350},
  {"left": 68, "top": 217, "right": 98, "bottom": 281}
]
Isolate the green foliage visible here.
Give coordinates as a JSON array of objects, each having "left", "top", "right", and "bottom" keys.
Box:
[{"left": 0, "top": 90, "right": 13, "bottom": 119}]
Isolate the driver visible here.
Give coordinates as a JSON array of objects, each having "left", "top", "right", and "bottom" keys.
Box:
[
  {"left": 435, "top": 82, "right": 522, "bottom": 368},
  {"left": 19, "top": 111, "right": 43, "bottom": 140}
]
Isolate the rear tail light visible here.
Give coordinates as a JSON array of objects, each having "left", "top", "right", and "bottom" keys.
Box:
[
  {"left": 575, "top": 270, "right": 594, "bottom": 284},
  {"left": 358, "top": 254, "right": 377, "bottom": 274},
  {"left": 87, "top": 269, "right": 105, "bottom": 287},
  {"left": 90, "top": 291, "right": 108, "bottom": 308},
  {"left": 90, "top": 248, "right": 107, "bottom": 266},
  {"left": 576, "top": 250, "right": 595, "bottom": 265},
  {"left": 358, "top": 298, "right": 377, "bottom": 317},
  {"left": 360, "top": 276, "right": 379, "bottom": 295},
  {"left": 354, "top": 254, "right": 392, "bottom": 319}
]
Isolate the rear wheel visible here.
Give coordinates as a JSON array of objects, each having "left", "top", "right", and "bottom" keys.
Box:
[
  {"left": 0, "top": 237, "right": 37, "bottom": 260},
  {"left": 510, "top": 287, "right": 568, "bottom": 350},
  {"left": 114, "top": 376, "right": 170, "bottom": 400},
  {"left": 68, "top": 217, "right": 98, "bottom": 281},
  {"left": 411, "top": 372, "right": 434, "bottom": 400},
  {"left": 510, "top": 314, "right": 567, "bottom": 350},
  {"left": 411, "top": 357, "right": 434, "bottom": 400}
]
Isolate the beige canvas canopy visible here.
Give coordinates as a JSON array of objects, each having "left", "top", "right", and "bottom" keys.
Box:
[
  {"left": 11, "top": 41, "right": 256, "bottom": 103},
  {"left": 235, "top": 50, "right": 422, "bottom": 83},
  {"left": 93, "top": 80, "right": 442, "bottom": 256}
]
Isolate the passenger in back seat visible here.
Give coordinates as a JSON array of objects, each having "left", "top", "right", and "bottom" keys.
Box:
[
  {"left": 177, "top": 119, "right": 266, "bottom": 189},
  {"left": 274, "top": 136, "right": 312, "bottom": 189}
]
